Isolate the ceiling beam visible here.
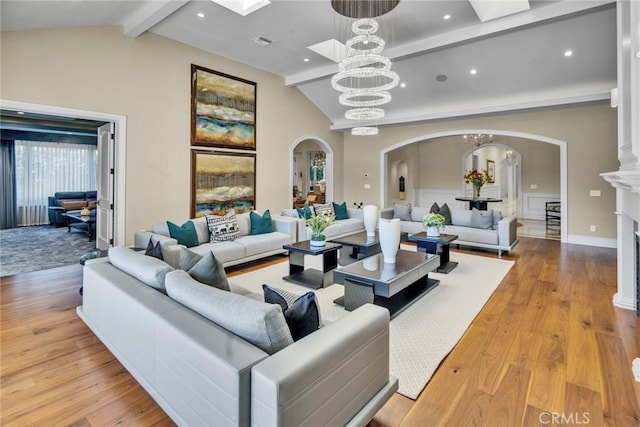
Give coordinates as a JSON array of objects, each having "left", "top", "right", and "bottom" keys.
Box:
[
  {"left": 285, "top": 0, "right": 615, "bottom": 87},
  {"left": 122, "top": 0, "right": 190, "bottom": 38}
]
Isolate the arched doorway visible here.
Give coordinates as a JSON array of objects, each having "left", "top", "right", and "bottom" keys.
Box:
[
  {"left": 289, "top": 136, "right": 334, "bottom": 208},
  {"left": 380, "top": 129, "right": 568, "bottom": 243}
]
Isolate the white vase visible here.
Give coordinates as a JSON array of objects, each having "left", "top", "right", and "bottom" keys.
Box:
[
  {"left": 378, "top": 218, "right": 401, "bottom": 264},
  {"left": 363, "top": 205, "right": 378, "bottom": 237},
  {"left": 427, "top": 226, "right": 440, "bottom": 237},
  {"left": 310, "top": 236, "right": 325, "bottom": 247}
]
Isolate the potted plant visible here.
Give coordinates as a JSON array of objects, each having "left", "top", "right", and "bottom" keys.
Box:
[
  {"left": 306, "top": 213, "right": 334, "bottom": 247},
  {"left": 423, "top": 212, "right": 446, "bottom": 237}
]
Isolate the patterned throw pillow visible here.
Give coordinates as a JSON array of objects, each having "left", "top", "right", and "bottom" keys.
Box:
[
  {"left": 206, "top": 209, "right": 240, "bottom": 242},
  {"left": 262, "top": 284, "right": 321, "bottom": 341},
  {"left": 313, "top": 202, "right": 334, "bottom": 217}
]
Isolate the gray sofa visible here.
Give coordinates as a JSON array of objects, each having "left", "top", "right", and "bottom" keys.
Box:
[
  {"left": 77, "top": 247, "right": 398, "bottom": 426},
  {"left": 134, "top": 212, "right": 298, "bottom": 267},
  {"left": 279, "top": 207, "right": 366, "bottom": 242},
  {"left": 381, "top": 205, "right": 518, "bottom": 257}
]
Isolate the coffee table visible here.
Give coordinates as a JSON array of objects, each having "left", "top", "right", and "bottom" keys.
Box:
[
  {"left": 282, "top": 240, "right": 342, "bottom": 289},
  {"left": 332, "top": 249, "right": 440, "bottom": 318},
  {"left": 409, "top": 232, "right": 458, "bottom": 273},
  {"left": 332, "top": 230, "right": 409, "bottom": 265},
  {"left": 64, "top": 212, "right": 96, "bottom": 240}
]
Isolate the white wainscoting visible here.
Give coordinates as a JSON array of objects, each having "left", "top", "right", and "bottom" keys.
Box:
[
  {"left": 413, "top": 189, "right": 466, "bottom": 209},
  {"left": 521, "top": 192, "right": 560, "bottom": 220}
]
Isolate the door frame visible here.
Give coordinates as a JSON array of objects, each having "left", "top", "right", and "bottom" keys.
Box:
[
  {"left": 1, "top": 99, "right": 127, "bottom": 246},
  {"left": 380, "top": 129, "right": 568, "bottom": 243},
  {"left": 289, "top": 135, "right": 334, "bottom": 204}
]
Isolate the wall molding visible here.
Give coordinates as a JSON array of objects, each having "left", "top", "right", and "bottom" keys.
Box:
[
  {"left": 521, "top": 192, "right": 561, "bottom": 220},
  {"left": 567, "top": 234, "right": 617, "bottom": 248}
]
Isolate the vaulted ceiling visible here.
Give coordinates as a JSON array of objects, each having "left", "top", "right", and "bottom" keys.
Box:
[{"left": 1, "top": 0, "right": 617, "bottom": 132}]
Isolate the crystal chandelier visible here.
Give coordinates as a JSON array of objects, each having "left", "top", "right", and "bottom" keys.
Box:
[
  {"left": 331, "top": 1, "right": 400, "bottom": 136},
  {"left": 464, "top": 133, "right": 494, "bottom": 146}
]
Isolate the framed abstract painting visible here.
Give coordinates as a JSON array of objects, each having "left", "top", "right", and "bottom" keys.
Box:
[
  {"left": 191, "top": 150, "right": 256, "bottom": 218},
  {"left": 191, "top": 64, "right": 256, "bottom": 149}
]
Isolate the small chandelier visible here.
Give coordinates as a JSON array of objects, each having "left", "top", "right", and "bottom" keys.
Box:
[
  {"left": 464, "top": 133, "right": 494, "bottom": 146},
  {"left": 331, "top": 1, "right": 400, "bottom": 136}
]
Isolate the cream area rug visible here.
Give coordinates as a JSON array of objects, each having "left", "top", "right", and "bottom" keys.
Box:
[{"left": 231, "top": 245, "right": 514, "bottom": 400}]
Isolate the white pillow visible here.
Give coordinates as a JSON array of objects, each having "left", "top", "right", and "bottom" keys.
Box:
[
  {"left": 108, "top": 245, "right": 173, "bottom": 291},
  {"left": 470, "top": 208, "right": 494, "bottom": 229}
]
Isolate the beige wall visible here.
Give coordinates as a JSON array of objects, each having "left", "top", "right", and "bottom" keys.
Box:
[
  {"left": 1, "top": 27, "right": 343, "bottom": 244},
  {"left": 342, "top": 103, "right": 618, "bottom": 238}
]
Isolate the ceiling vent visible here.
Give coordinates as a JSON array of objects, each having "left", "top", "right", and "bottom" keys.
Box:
[{"left": 252, "top": 36, "right": 272, "bottom": 46}]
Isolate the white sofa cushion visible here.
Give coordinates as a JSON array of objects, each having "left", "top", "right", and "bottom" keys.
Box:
[
  {"left": 108, "top": 245, "right": 173, "bottom": 292},
  {"left": 445, "top": 225, "right": 498, "bottom": 245},
  {"left": 191, "top": 216, "right": 210, "bottom": 244},
  {"left": 450, "top": 209, "right": 473, "bottom": 227},
  {"left": 410, "top": 206, "right": 430, "bottom": 223},
  {"left": 188, "top": 241, "right": 246, "bottom": 264},
  {"left": 470, "top": 208, "right": 494, "bottom": 229},
  {"left": 165, "top": 270, "right": 293, "bottom": 355},
  {"left": 235, "top": 232, "right": 292, "bottom": 257}
]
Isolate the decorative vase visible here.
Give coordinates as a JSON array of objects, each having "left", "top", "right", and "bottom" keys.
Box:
[
  {"left": 473, "top": 184, "right": 482, "bottom": 198},
  {"left": 80, "top": 207, "right": 90, "bottom": 216},
  {"left": 427, "top": 226, "right": 440, "bottom": 237},
  {"left": 363, "top": 205, "right": 378, "bottom": 237},
  {"left": 378, "top": 218, "right": 401, "bottom": 264},
  {"left": 310, "top": 235, "right": 326, "bottom": 247}
]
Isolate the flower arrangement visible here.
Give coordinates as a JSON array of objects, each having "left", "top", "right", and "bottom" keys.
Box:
[
  {"left": 306, "top": 213, "right": 335, "bottom": 241},
  {"left": 423, "top": 212, "right": 446, "bottom": 230},
  {"left": 464, "top": 168, "right": 492, "bottom": 198}
]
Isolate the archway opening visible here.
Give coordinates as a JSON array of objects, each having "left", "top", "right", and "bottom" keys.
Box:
[{"left": 290, "top": 136, "right": 334, "bottom": 208}]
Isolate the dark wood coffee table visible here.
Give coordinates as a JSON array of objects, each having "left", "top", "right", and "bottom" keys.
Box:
[
  {"left": 332, "top": 230, "right": 409, "bottom": 265},
  {"left": 409, "top": 232, "right": 458, "bottom": 273},
  {"left": 282, "top": 240, "right": 342, "bottom": 289},
  {"left": 332, "top": 249, "right": 440, "bottom": 318},
  {"left": 63, "top": 212, "right": 96, "bottom": 240}
]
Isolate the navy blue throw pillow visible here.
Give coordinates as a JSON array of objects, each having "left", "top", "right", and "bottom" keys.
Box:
[{"left": 262, "top": 284, "right": 321, "bottom": 341}]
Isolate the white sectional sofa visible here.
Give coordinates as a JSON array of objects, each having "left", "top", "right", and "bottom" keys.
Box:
[
  {"left": 279, "top": 207, "right": 366, "bottom": 242},
  {"left": 381, "top": 204, "right": 518, "bottom": 257},
  {"left": 78, "top": 246, "right": 398, "bottom": 426},
  {"left": 134, "top": 212, "right": 298, "bottom": 267}
]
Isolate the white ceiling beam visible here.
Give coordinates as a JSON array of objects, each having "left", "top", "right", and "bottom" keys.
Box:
[
  {"left": 329, "top": 84, "right": 614, "bottom": 131},
  {"left": 285, "top": 0, "right": 614, "bottom": 87},
  {"left": 122, "top": 0, "right": 190, "bottom": 38}
]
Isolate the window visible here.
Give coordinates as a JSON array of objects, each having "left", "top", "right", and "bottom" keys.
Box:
[{"left": 15, "top": 141, "right": 97, "bottom": 226}]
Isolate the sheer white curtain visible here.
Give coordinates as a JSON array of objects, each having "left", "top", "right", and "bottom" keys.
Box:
[{"left": 16, "top": 141, "right": 97, "bottom": 226}]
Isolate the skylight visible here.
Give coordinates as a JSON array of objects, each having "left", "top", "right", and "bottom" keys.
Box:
[{"left": 210, "top": 0, "right": 271, "bottom": 17}]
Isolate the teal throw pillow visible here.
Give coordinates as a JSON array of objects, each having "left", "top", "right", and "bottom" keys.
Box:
[
  {"left": 167, "top": 220, "right": 199, "bottom": 247},
  {"left": 332, "top": 202, "right": 349, "bottom": 220},
  {"left": 250, "top": 210, "right": 273, "bottom": 235},
  {"left": 296, "top": 205, "right": 312, "bottom": 220}
]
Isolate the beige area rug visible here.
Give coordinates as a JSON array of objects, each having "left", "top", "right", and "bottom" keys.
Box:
[{"left": 231, "top": 245, "right": 514, "bottom": 399}]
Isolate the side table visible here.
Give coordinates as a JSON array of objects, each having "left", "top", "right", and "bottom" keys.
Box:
[
  {"left": 282, "top": 241, "right": 342, "bottom": 289},
  {"left": 409, "top": 232, "right": 459, "bottom": 274}
]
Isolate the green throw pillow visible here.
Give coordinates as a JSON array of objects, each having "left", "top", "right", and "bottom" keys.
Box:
[
  {"left": 296, "top": 205, "right": 312, "bottom": 220},
  {"left": 250, "top": 210, "right": 273, "bottom": 235},
  {"left": 167, "top": 220, "right": 199, "bottom": 247},
  {"left": 332, "top": 202, "right": 349, "bottom": 220}
]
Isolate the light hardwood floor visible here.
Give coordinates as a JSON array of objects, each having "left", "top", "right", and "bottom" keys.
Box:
[{"left": 1, "top": 237, "right": 639, "bottom": 426}]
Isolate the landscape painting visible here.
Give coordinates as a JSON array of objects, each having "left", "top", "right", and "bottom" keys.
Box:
[
  {"left": 191, "top": 64, "right": 256, "bottom": 149},
  {"left": 191, "top": 150, "right": 256, "bottom": 218}
]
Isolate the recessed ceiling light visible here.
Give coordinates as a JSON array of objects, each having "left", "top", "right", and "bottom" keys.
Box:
[
  {"left": 400, "top": 82, "right": 406, "bottom": 88},
  {"left": 197, "top": 12, "right": 205, "bottom": 18},
  {"left": 436, "top": 74, "right": 448, "bottom": 82},
  {"left": 470, "top": 69, "right": 477, "bottom": 75},
  {"left": 303, "top": 58, "right": 310, "bottom": 62},
  {"left": 564, "top": 50, "right": 573, "bottom": 57},
  {"left": 17, "top": 111, "right": 25, "bottom": 115},
  {"left": 443, "top": 14, "right": 451, "bottom": 20}
]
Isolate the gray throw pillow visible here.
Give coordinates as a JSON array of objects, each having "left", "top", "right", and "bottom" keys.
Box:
[
  {"left": 262, "top": 284, "right": 322, "bottom": 341},
  {"left": 144, "top": 238, "right": 163, "bottom": 260},
  {"left": 439, "top": 203, "right": 453, "bottom": 225},
  {"left": 179, "top": 249, "right": 230, "bottom": 291},
  {"left": 470, "top": 208, "right": 494, "bottom": 229},
  {"left": 393, "top": 203, "right": 411, "bottom": 221},
  {"left": 166, "top": 271, "right": 293, "bottom": 355}
]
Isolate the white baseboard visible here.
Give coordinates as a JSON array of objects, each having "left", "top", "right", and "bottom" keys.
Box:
[
  {"left": 567, "top": 234, "right": 617, "bottom": 248},
  {"left": 613, "top": 292, "right": 637, "bottom": 311}
]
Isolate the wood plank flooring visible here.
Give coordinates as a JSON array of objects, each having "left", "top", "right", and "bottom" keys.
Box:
[{"left": 1, "top": 237, "right": 639, "bottom": 426}]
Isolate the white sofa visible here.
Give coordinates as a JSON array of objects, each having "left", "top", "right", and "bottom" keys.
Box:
[
  {"left": 134, "top": 212, "right": 298, "bottom": 267},
  {"left": 381, "top": 205, "right": 518, "bottom": 257},
  {"left": 78, "top": 246, "right": 398, "bottom": 426},
  {"left": 279, "top": 207, "right": 366, "bottom": 242}
]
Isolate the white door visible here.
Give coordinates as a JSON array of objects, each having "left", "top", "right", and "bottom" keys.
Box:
[{"left": 96, "top": 123, "right": 115, "bottom": 250}]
